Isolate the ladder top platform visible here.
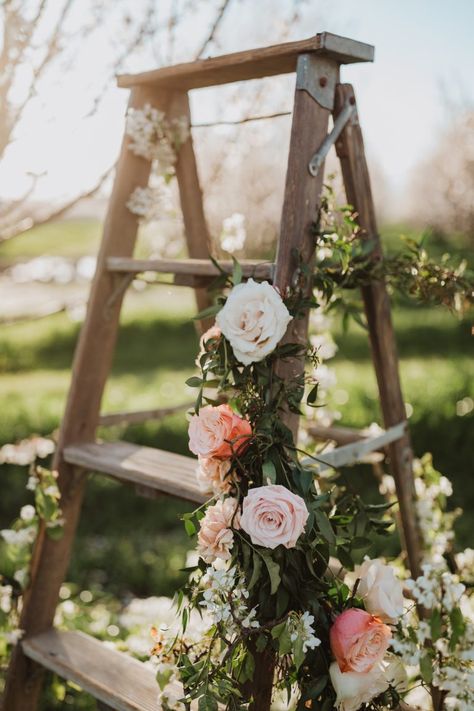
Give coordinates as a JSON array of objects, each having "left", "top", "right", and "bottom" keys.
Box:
[{"left": 117, "top": 32, "right": 374, "bottom": 90}]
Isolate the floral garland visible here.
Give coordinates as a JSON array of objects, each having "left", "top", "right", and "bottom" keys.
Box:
[{"left": 155, "top": 272, "right": 415, "bottom": 711}]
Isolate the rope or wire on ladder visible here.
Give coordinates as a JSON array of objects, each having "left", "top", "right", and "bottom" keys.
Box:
[{"left": 191, "top": 110, "right": 291, "bottom": 128}]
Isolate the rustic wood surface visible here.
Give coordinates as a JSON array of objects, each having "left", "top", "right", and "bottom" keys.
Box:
[
  {"left": 98, "top": 402, "right": 192, "bottom": 426},
  {"left": 22, "top": 629, "right": 167, "bottom": 711},
  {"left": 2, "top": 85, "right": 172, "bottom": 710},
  {"left": 334, "top": 83, "right": 422, "bottom": 578},
  {"left": 106, "top": 256, "right": 274, "bottom": 279},
  {"left": 63, "top": 441, "right": 205, "bottom": 503},
  {"left": 118, "top": 33, "right": 374, "bottom": 89}
]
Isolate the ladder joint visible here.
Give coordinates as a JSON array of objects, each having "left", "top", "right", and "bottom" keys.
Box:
[{"left": 295, "top": 54, "right": 339, "bottom": 110}]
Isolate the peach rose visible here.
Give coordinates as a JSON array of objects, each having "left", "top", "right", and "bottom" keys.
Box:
[
  {"left": 196, "top": 456, "right": 232, "bottom": 495},
  {"left": 240, "top": 484, "right": 309, "bottom": 549},
  {"left": 188, "top": 404, "right": 252, "bottom": 459},
  {"left": 330, "top": 608, "right": 391, "bottom": 673},
  {"left": 197, "top": 497, "right": 240, "bottom": 563}
]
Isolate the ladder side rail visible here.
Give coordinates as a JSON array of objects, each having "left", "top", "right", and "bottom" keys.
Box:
[
  {"left": 334, "top": 83, "right": 422, "bottom": 578},
  {"left": 245, "top": 54, "right": 338, "bottom": 711},
  {"left": 170, "top": 91, "right": 214, "bottom": 330},
  {"left": 2, "top": 85, "right": 169, "bottom": 711}
]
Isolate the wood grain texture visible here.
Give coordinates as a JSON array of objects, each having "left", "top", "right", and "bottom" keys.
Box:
[
  {"left": 334, "top": 83, "right": 422, "bottom": 578},
  {"left": 2, "top": 86, "right": 172, "bottom": 711},
  {"left": 63, "top": 441, "right": 205, "bottom": 504},
  {"left": 117, "top": 33, "right": 374, "bottom": 89},
  {"left": 22, "top": 629, "right": 166, "bottom": 711},
  {"left": 168, "top": 92, "right": 213, "bottom": 328},
  {"left": 106, "top": 257, "right": 274, "bottom": 280},
  {"left": 273, "top": 55, "right": 337, "bottom": 439}
]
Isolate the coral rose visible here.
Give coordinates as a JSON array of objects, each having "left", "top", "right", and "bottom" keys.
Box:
[
  {"left": 240, "top": 484, "right": 309, "bottom": 549},
  {"left": 197, "top": 497, "right": 240, "bottom": 563},
  {"left": 355, "top": 558, "right": 404, "bottom": 624},
  {"left": 196, "top": 456, "right": 232, "bottom": 495},
  {"left": 216, "top": 279, "right": 292, "bottom": 365},
  {"left": 330, "top": 608, "right": 391, "bottom": 673},
  {"left": 188, "top": 404, "right": 252, "bottom": 459},
  {"left": 329, "top": 661, "right": 388, "bottom": 711}
]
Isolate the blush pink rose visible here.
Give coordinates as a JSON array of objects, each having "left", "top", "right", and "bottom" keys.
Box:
[
  {"left": 330, "top": 608, "right": 391, "bottom": 674},
  {"left": 197, "top": 497, "right": 240, "bottom": 563},
  {"left": 240, "top": 484, "right": 309, "bottom": 549},
  {"left": 188, "top": 404, "right": 252, "bottom": 459},
  {"left": 196, "top": 456, "right": 232, "bottom": 495}
]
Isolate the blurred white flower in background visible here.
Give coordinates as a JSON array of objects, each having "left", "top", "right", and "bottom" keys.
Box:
[{"left": 220, "top": 213, "right": 246, "bottom": 253}]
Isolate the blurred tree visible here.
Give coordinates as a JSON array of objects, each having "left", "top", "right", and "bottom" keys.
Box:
[
  {"left": 409, "top": 112, "right": 474, "bottom": 247},
  {"left": 0, "top": 0, "right": 236, "bottom": 242}
]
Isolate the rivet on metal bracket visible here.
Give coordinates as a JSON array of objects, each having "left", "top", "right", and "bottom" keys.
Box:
[
  {"left": 308, "top": 99, "right": 356, "bottom": 177},
  {"left": 295, "top": 54, "right": 339, "bottom": 110}
]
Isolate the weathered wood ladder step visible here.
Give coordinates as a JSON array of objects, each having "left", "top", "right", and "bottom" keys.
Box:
[
  {"left": 22, "top": 629, "right": 173, "bottom": 711},
  {"left": 64, "top": 441, "right": 205, "bottom": 503},
  {"left": 4, "top": 30, "right": 421, "bottom": 711}
]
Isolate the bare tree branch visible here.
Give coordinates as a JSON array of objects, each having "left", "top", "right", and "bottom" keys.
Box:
[{"left": 194, "top": 0, "right": 232, "bottom": 59}]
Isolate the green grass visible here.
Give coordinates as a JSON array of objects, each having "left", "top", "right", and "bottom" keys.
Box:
[{"left": 0, "top": 219, "right": 102, "bottom": 263}]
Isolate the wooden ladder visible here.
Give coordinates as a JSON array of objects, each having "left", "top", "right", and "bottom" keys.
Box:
[{"left": 3, "top": 32, "right": 422, "bottom": 711}]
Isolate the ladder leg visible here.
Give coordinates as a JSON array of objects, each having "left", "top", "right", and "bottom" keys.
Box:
[
  {"left": 334, "top": 83, "right": 422, "bottom": 578},
  {"left": 246, "top": 54, "right": 339, "bottom": 711},
  {"left": 170, "top": 91, "right": 214, "bottom": 331},
  {"left": 2, "top": 85, "right": 170, "bottom": 711}
]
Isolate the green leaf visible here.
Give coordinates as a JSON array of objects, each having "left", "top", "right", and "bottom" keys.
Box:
[
  {"left": 420, "top": 652, "right": 433, "bottom": 684},
  {"left": 314, "top": 510, "right": 336, "bottom": 545},
  {"left": 430, "top": 607, "right": 442, "bottom": 642},
  {"left": 198, "top": 694, "right": 218, "bottom": 711},
  {"left": 156, "top": 665, "right": 174, "bottom": 691},
  {"left": 449, "top": 606, "right": 466, "bottom": 650},
  {"left": 193, "top": 303, "right": 222, "bottom": 321},
  {"left": 293, "top": 635, "right": 306, "bottom": 670},
  {"left": 232, "top": 257, "right": 243, "bottom": 285},
  {"left": 262, "top": 554, "right": 281, "bottom": 595},
  {"left": 262, "top": 460, "right": 276, "bottom": 484},
  {"left": 186, "top": 376, "right": 203, "bottom": 387},
  {"left": 248, "top": 551, "right": 262, "bottom": 590},
  {"left": 306, "top": 383, "right": 319, "bottom": 407},
  {"left": 184, "top": 519, "right": 196, "bottom": 537},
  {"left": 351, "top": 536, "right": 372, "bottom": 549}
]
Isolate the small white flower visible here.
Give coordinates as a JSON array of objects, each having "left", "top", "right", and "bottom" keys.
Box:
[
  {"left": 20, "top": 504, "right": 36, "bottom": 522},
  {"left": 220, "top": 213, "right": 246, "bottom": 253}
]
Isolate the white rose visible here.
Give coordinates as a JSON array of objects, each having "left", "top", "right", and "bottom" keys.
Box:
[
  {"left": 329, "top": 661, "right": 388, "bottom": 711},
  {"left": 355, "top": 558, "right": 404, "bottom": 624},
  {"left": 216, "top": 279, "right": 292, "bottom": 365}
]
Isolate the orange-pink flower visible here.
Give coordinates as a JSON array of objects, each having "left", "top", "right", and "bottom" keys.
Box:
[
  {"left": 188, "top": 404, "right": 252, "bottom": 460},
  {"left": 330, "top": 608, "right": 391, "bottom": 674}
]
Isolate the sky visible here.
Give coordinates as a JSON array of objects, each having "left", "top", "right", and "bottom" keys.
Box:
[{"left": 2, "top": 0, "right": 474, "bottom": 215}]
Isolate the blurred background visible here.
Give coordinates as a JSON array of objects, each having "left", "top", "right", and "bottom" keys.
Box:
[{"left": 0, "top": 1, "right": 473, "bottom": 706}]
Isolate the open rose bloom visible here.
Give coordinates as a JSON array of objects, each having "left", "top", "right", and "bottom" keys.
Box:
[
  {"left": 216, "top": 279, "right": 292, "bottom": 365},
  {"left": 196, "top": 457, "right": 232, "bottom": 495},
  {"left": 354, "top": 558, "right": 404, "bottom": 624},
  {"left": 240, "top": 484, "right": 309, "bottom": 549},
  {"left": 329, "top": 661, "right": 389, "bottom": 711},
  {"left": 197, "top": 498, "right": 240, "bottom": 563},
  {"left": 188, "top": 404, "right": 252, "bottom": 459},
  {"left": 330, "top": 608, "right": 391, "bottom": 674}
]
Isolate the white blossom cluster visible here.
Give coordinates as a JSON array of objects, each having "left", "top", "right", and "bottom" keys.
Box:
[
  {"left": 126, "top": 104, "right": 189, "bottom": 178},
  {"left": 126, "top": 182, "right": 170, "bottom": 222},
  {"left": 405, "top": 563, "right": 465, "bottom": 611},
  {"left": 287, "top": 610, "right": 321, "bottom": 653},
  {"left": 200, "top": 566, "right": 259, "bottom": 633},
  {"left": 0, "top": 436, "right": 54, "bottom": 466},
  {"left": 220, "top": 213, "right": 247, "bottom": 254}
]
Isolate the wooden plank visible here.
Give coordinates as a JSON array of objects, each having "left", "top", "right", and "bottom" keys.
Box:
[
  {"left": 106, "top": 257, "right": 274, "bottom": 280},
  {"left": 63, "top": 441, "right": 205, "bottom": 504},
  {"left": 334, "top": 84, "right": 422, "bottom": 578},
  {"left": 307, "top": 423, "right": 367, "bottom": 445},
  {"left": 302, "top": 421, "right": 406, "bottom": 472},
  {"left": 2, "top": 86, "right": 173, "bottom": 711},
  {"left": 117, "top": 33, "right": 374, "bottom": 90},
  {"left": 99, "top": 402, "right": 192, "bottom": 426},
  {"left": 22, "top": 628, "right": 171, "bottom": 711},
  {"left": 273, "top": 55, "right": 337, "bottom": 439}
]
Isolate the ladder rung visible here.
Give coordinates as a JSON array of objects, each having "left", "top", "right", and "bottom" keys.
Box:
[
  {"left": 22, "top": 628, "right": 174, "bottom": 711},
  {"left": 63, "top": 441, "right": 205, "bottom": 504},
  {"left": 117, "top": 33, "right": 374, "bottom": 90},
  {"left": 106, "top": 257, "right": 274, "bottom": 281},
  {"left": 99, "top": 402, "right": 192, "bottom": 427}
]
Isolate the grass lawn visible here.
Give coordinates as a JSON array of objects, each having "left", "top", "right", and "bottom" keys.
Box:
[{"left": 0, "top": 219, "right": 472, "bottom": 594}]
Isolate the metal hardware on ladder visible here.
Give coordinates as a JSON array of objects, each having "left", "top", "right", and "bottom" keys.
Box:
[{"left": 308, "top": 98, "right": 356, "bottom": 176}]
